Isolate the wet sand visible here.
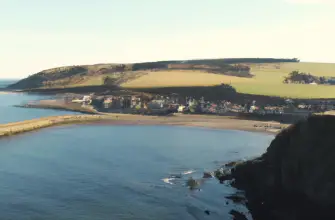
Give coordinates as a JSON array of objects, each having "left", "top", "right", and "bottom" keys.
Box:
[
  {"left": 0, "top": 113, "right": 288, "bottom": 138},
  {"left": 0, "top": 91, "right": 19, "bottom": 95},
  {"left": 95, "top": 114, "right": 287, "bottom": 133}
]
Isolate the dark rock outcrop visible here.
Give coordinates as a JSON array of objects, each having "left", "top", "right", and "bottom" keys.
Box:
[
  {"left": 229, "top": 210, "right": 248, "bottom": 220},
  {"left": 223, "top": 115, "right": 335, "bottom": 220},
  {"left": 203, "top": 171, "right": 214, "bottom": 178}
]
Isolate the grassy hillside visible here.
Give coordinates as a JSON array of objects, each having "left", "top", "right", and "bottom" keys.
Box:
[
  {"left": 234, "top": 62, "right": 335, "bottom": 98},
  {"left": 7, "top": 58, "right": 291, "bottom": 90},
  {"left": 124, "top": 62, "right": 335, "bottom": 98},
  {"left": 7, "top": 64, "right": 133, "bottom": 89},
  {"left": 8, "top": 58, "right": 335, "bottom": 98},
  {"left": 122, "top": 70, "right": 250, "bottom": 87}
]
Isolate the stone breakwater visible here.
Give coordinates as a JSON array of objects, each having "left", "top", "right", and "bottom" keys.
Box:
[
  {"left": 0, "top": 115, "right": 107, "bottom": 138},
  {"left": 14, "top": 100, "right": 100, "bottom": 114}
]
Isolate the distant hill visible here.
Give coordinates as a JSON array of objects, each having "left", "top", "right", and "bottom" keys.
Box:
[
  {"left": 0, "top": 79, "right": 18, "bottom": 89},
  {"left": 7, "top": 58, "right": 298, "bottom": 90},
  {"left": 11, "top": 58, "right": 335, "bottom": 99}
]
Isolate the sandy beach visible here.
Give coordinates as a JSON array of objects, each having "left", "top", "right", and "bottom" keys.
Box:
[
  {"left": 96, "top": 114, "right": 287, "bottom": 133},
  {"left": 0, "top": 91, "right": 18, "bottom": 95},
  {"left": 0, "top": 113, "right": 288, "bottom": 138}
]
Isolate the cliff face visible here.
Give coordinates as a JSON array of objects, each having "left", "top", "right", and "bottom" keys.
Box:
[{"left": 227, "top": 115, "right": 335, "bottom": 220}]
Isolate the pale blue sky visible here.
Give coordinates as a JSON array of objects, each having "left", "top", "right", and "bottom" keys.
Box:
[{"left": 0, "top": 0, "right": 334, "bottom": 78}]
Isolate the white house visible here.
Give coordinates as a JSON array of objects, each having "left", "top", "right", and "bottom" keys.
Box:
[
  {"left": 72, "top": 95, "right": 92, "bottom": 105},
  {"left": 178, "top": 105, "right": 186, "bottom": 113}
]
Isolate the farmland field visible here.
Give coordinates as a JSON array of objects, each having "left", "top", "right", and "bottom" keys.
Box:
[{"left": 120, "top": 62, "right": 335, "bottom": 98}]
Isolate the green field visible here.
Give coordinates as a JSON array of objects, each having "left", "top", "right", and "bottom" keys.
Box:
[
  {"left": 120, "top": 62, "right": 335, "bottom": 98},
  {"left": 232, "top": 62, "right": 335, "bottom": 98}
]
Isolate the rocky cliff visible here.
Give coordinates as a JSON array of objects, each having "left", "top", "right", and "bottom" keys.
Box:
[{"left": 221, "top": 115, "right": 335, "bottom": 220}]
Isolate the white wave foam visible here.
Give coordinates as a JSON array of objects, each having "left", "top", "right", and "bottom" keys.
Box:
[
  {"left": 182, "top": 170, "right": 195, "bottom": 175},
  {"left": 161, "top": 178, "right": 175, "bottom": 185}
]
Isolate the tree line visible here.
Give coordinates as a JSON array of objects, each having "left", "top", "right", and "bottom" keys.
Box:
[
  {"left": 130, "top": 58, "right": 299, "bottom": 71},
  {"left": 283, "top": 71, "right": 330, "bottom": 84}
]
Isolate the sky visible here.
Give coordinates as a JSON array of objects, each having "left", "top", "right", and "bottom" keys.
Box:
[{"left": 0, "top": 0, "right": 334, "bottom": 79}]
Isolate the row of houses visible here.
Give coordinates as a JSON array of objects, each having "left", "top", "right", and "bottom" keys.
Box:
[
  {"left": 64, "top": 93, "right": 335, "bottom": 116},
  {"left": 65, "top": 94, "right": 233, "bottom": 114}
]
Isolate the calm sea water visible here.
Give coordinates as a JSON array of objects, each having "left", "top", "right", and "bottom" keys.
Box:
[
  {"left": 0, "top": 80, "right": 274, "bottom": 219},
  {"left": 0, "top": 79, "right": 20, "bottom": 88},
  {"left": 0, "top": 125, "right": 273, "bottom": 220},
  {"left": 0, "top": 80, "right": 80, "bottom": 124}
]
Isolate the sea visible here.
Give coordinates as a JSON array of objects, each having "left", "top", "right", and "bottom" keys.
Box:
[
  {"left": 0, "top": 79, "right": 80, "bottom": 124},
  {"left": 0, "top": 79, "right": 18, "bottom": 89},
  {"left": 0, "top": 80, "right": 274, "bottom": 220}
]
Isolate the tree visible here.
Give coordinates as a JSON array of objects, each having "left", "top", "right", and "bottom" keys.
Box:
[
  {"left": 103, "top": 76, "right": 117, "bottom": 85},
  {"left": 289, "top": 70, "right": 300, "bottom": 77}
]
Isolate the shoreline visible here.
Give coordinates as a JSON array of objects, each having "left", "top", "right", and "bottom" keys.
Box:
[
  {"left": 0, "top": 114, "right": 288, "bottom": 138},
  {"left": 0, "top": 91, "right": 20, "bottom": 95},
  {"left": 14, "top": 103, "right": 100, "bottom": 115}
]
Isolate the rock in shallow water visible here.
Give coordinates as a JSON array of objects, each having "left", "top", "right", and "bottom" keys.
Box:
[
  {"left": 229, "top": 210, "right": 248, "bottom": 220},
  {"left": 186, "top": 177, "right": 198, "bottom": 189},
  {"left": 225, "top": 194, "right": 246, "bottom": 204},
  {"left": 214, "top": 168, "right": 232, "bottom": 183},
  {"left": 203, "top": 171, "right": 214, "bottom": 178}
]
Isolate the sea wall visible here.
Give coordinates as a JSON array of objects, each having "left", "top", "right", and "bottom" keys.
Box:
[
  {"left": 15, "top": 101, "right": 100, "bottom": 114},
  {"left": 0, "top": 115, "right": 107, "bottom": 138}
]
